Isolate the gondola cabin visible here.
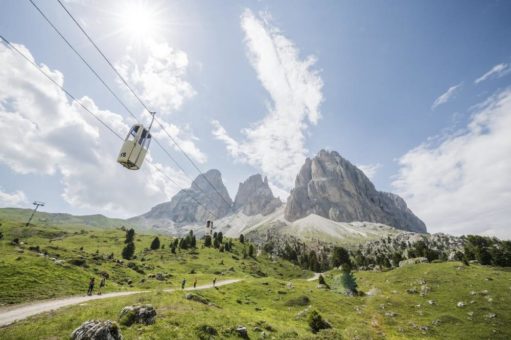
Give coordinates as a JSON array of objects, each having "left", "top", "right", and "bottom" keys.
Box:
[{"left": 117, "top": 124, "right": 152, "bottom": 170}]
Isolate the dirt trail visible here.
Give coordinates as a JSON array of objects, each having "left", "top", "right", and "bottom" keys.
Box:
[
  {"left": 0, "top": 279, "right": 242, "bottom": 327},
  {"left": 306, "top": 273, "right": 321, "bottom": 281}
]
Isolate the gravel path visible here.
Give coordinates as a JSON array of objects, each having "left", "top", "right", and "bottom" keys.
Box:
[{"left": 0, "top": 279, "right": 242, "bottom": 327}]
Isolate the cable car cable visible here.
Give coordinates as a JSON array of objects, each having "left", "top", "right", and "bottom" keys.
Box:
[
  {"left": 0, "top": 33, "right": 218, "bottom": 221},
  {"left": 28, "top": 0, "right": 227, "bottom": 212},
  {"left": 0, "top": 34, "right": 124, "bottom": 141},
  {"left": 55, "top": 0, "right": 236, "bottom": 213}
]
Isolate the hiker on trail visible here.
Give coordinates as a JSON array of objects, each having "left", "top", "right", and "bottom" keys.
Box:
[
  {"left": 181, "top": 278, "right": 186, "bottom": 289},
  {"left": 98, "top": 277, "right": 106, "bottom": 295},
  {"left": 213, "top": 277, "right": 216, "bottom": 287},
  {"left": 193, "top": 278, "right": 197, "bottom": 289},
  {"left": 87, "top": 277, "right": 95, "bottom": 296}
]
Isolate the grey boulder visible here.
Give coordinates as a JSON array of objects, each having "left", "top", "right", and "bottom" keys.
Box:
[{"left": 71, "top": 320, "right": 122, "bottom": 340}]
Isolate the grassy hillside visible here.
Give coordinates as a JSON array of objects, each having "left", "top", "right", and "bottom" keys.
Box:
[
  {"left": 0, "top": 208, "right": 132, "bottom": 231},
  {"left": 0, "top": 213, "right": 510, "bottom": 339},
  {"left": 0, "top": 216, "right": 309, "bottom": 305},
  {"left": 1, "top": 262, "right": 510, "bottom": 339}
]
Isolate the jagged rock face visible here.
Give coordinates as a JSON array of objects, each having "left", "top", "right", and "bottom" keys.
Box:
[
  {"left": 233, "top": 174, "right": 282, "bottom": 216},
  {"left": 285, "top": 150, "right": 427, "bottom": 233},
  {"left": 143, "top": 169, "right": 232, "bottom": 224}
]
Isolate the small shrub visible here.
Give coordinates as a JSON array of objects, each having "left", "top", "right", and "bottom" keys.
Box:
[
  {"left": 284, "top": 295, "right": 310, "bottom": 306},
  {"left": 196, "top": 324, "right": 218, "bottom": 340},
  {"left": 69, "top": 258, "right": 87, "bottom": 267},
  {"left": 318, "top": 274, "right": 326, "bottom": 285},
  {"left": 308, "top": 310, "right": 331, "bottom": 333}
]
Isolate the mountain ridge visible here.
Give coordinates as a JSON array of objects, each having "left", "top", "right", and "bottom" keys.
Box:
[{"left": 285, "top": 149, "right": 426, "bottom": 233}]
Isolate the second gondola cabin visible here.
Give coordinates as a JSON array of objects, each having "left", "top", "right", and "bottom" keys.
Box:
[{"left": 117, "top": 124, "right": 152, "bottom": 170}]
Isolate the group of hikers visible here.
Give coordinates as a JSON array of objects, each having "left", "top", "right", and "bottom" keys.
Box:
[
  {"left": 86, "top": 276, "right": 106, "bottom": 296},
  {"left": 181, "top": 277, "right": 217, "bottom": 290},
  {"left": 86, "top": 276, "right": 218, "bottom": 296}
]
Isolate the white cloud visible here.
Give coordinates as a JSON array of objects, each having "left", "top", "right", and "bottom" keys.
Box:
[
  {"left": 0, "top": 41, "right": 190, "bottom": 217},
  {"left": 152, "top": 119, "right": 207, "bottom": 164},
  {"left": 212, "top": 9, "right": 323, "bottom": 190},
  {"left": 393, "top": 88, "right": 511, "bottom": 240},
  {"left": 357, "top": 163, "right": 382, "bottom": 180},
  {"left": 115, "top": 40, "right": 205, "bottom": 164},
  {"left": 474, "top": 63, "right": 510, "bottom": 84},
  {"left": 268, "top": 182, "right": 290, "bottom": 202},
  {"left": 116, "top": 40, "right": 195, "bottom": 114},
  {"left": 0, "top": 188, "right": 28, "bottom": 208},
  {"left": 432, "top": 83, "right": 462, "bottom": 109}
]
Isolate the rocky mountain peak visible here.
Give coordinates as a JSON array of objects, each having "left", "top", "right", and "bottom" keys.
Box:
[
  {"left": 233, "top": 174, "right": 282, "bottom": 216},
  {"left": 142, "top": 169, "right": 232, "bottom": 225},
  {"left": 285, "top": 149, "right": 427, "bottom": 233}
]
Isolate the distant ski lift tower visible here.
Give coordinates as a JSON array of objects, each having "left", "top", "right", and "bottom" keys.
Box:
[
  {"left": 26, "top": 201, "right": 45, "bottom": 227},
  {"left": 205, "top": 220, "right": 214, "bottom": 236}
]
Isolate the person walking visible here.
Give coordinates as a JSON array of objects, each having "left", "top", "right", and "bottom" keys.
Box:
[
  {"left": 98, "top": 276, "right": 106, "bottom": 295},
  {"left": 181, "top": 278, "right": 186, "bottom": 290},
  {"left": 87, "top": 277, "right": 95, "bottom": 296},
  {"left": 193, "top": 278, "right": 197, "bottom": 289}
]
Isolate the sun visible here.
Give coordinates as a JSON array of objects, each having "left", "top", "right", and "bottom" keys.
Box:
[{"left": 118, "top": 2, "right": 161, "bottom": 41}]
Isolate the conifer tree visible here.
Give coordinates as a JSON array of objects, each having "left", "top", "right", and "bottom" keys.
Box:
[
  {"left": 122, "top": 242, "right": 135, "bottom": 260},
  {"left": 204, "top": 235, "right": 212, "bottom": 247},
  {"left": 150, "top": 236, "right": 160, "bottom": 250},
  {"left": 125, "top": 228, "right": 135, "bottom": 243}
]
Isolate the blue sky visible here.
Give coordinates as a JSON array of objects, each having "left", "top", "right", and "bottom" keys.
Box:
[{"left": 0, "top": 0, "right": 510, "bottom": 238}]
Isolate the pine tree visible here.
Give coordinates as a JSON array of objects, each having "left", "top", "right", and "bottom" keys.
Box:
[
  {"left": 309, "top": 251, "right": 321, "bottom": 272},
  {"left": 340, "top": 267, "right": 358, "bottom": 296},
  {"left": 150, "top": 237, "right": 160, "bottom": 250},
  {"left": 122, "top": 242, "right": 135, "bottom": 260},
  {"left": 239, "top": 234, "right": 245, "bottom": 244},
  {"left": 125, "top": 228, "right": 135, "bottom": 244},
  {"left": 204, "top": 235, "right": 212, "bottom": 247},
  {"left": 248, "top": 244, "right": 254, "bottom": 257},
  {"left": 213, "top": 237, "right": 220, "bottom": 249},
  {"left": 217, "top": 232, "right": 223, "bottom": 243},
  {"left": 331, "top": 246, "right": 351, "bottom": 268}
]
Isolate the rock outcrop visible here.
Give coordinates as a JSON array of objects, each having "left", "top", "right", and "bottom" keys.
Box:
[
  {"left": 71, "top": 320, "right": 123, "bottom": 340},
  {"left": 119, "top": 305, "right": 157, "bottom": 326},
  {"left": 142, "top": 169, "right": 232, "bottom": 224},
  {"left": 233, "top": 174, "right": 282, "bottom": 216},
  {"left": 284, "top": 150, "right": 426, "bottom": 233}
]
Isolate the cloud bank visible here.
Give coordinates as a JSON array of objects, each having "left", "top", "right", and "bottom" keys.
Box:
[
  {"left": 0, "top": 41, "right": 189, "bottom": 216},
  {"left": 357, "top": 163, "right": 382, "bottom": 180},
  {"left": 0, "top": 188, "right": 28, "bottom": 208},
  {"left": 212, "top": 9, "right": 323, "bottom": 191},
  {"left": 394, "top": 88, "right": 511, "bottom": 239},
  {"left": 117, "top": 40, "right": 195, "bottom": 114}
]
